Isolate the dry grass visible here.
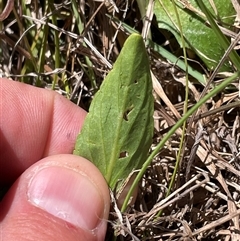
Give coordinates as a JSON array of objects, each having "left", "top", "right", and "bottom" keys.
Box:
[{"left": 1, "top": 0, "right": 240, "bottom": 240}]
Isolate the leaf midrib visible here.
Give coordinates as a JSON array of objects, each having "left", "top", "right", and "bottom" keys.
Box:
[{"left": 105, "top": 72, "right": 130, "bottom": 185}]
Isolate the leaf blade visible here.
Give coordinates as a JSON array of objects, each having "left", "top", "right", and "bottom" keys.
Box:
[
  {"left": 74, "top": 34, "right": 154, "bottom": 191},
  {"left": 154, "top": 0, "right": 235, "bottom": 71}
]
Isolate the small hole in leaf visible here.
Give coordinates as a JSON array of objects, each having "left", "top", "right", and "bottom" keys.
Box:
[
  {"left": 123, "top": 112, "right": 129, "bottom": 121},
  {"left": 123, "top": 105, "right": 134, "bottom": 121},
  {"left": 119, "top": 151, "right": 129, "bottom": 158},
  {"left": 134, "top": 79, "right": 138, "bottom": 84}
]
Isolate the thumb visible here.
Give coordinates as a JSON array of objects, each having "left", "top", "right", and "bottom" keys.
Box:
[{"left": 0, "top": 154, "right": 110, "bottom": 241}]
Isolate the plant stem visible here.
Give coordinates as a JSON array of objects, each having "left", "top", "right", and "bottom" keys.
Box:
[{"left": 121, "top": 71, "right": 240, "bottom": 212}]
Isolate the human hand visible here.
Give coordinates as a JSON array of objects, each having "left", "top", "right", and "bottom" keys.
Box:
[{"left": 0, "top": 78, "right": 110, "bottom": 241}]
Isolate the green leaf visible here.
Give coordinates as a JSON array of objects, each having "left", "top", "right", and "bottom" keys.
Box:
[
  {"left": 73, "top": 34, "right": 154, "bottom": 192},
  {"left": 154, "top": 0, "right": 235, "bottom": 71}
]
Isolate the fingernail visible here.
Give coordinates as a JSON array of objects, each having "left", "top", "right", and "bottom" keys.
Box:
[{"left": 27, "top": 166, "right": 104, "bottom": 230}]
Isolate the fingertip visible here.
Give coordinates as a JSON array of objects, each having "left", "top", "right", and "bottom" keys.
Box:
[
  {"left": 0, "top": 78, "right": 87, "bottom": 184},
  {"left": 43, "top": 92, "right": 87, "bottom": 156},
  {"left": 0, "top": 154, "right": 110, "bottom": 241}
]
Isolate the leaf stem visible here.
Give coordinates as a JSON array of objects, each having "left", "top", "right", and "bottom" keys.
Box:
[{"left": 121, "top": 71, "right": 240, "bottom": 212}]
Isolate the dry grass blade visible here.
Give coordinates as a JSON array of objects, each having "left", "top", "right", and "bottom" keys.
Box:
[{"left": 0, "top": 0, "right": 14, "bottom": 20}]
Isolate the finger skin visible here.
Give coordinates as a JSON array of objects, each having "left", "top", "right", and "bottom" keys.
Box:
[
  {"left": 0, "top": 79, "right": 110, "bottom": 241},
  {"left": 0, "top": 155, "right": 110, "bottom": 241},
  {"left": 0, "top": 78, "right": 87, "bottom": 185}
]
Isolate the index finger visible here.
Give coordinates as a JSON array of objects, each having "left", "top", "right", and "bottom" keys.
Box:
[{"left": 0, "top": 79, "right": 86, "bottom": 185}]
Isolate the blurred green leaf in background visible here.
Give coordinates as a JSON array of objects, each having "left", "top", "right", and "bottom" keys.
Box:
[{"left": 154, "top": 0, "right": 235, "bottom": 71}]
